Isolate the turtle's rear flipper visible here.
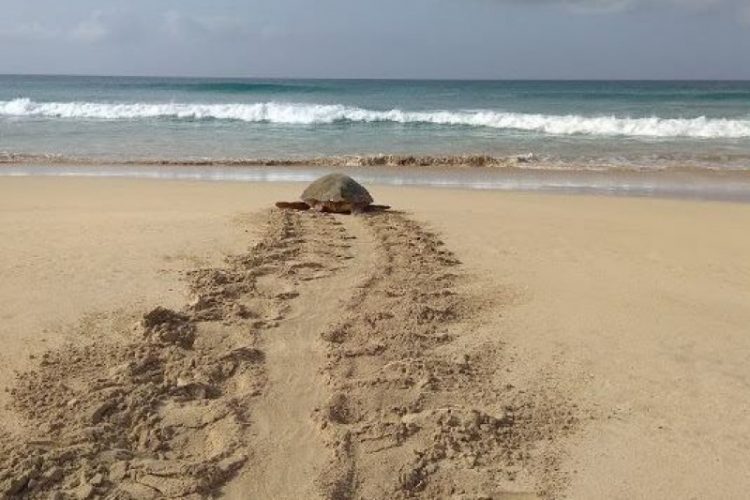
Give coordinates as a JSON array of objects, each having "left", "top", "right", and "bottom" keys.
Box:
[
  {"left": 365, "top": 204, "right": 391, "bottom": 212},
  {"left": 275, "top": 201, "right": 310, "bottom": 211}
]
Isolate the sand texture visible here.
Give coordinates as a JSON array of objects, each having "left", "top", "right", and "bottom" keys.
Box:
[{"left": 1, "top": 177, "right": 749, "bottom": 499}]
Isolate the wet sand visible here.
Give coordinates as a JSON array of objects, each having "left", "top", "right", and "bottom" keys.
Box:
[
  {"left": 5, "top": 162, "right": 750, "bottom": 202},
  {"left": 1, "top": 177, "right": 749, "bottom": 499}
]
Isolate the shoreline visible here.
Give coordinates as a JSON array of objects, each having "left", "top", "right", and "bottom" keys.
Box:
[
  {"left": 4, "top": 151, "right": 750, "bottom": 171},
  {"left": 3, "top": 161, "right": 750, "bottom": 203}
]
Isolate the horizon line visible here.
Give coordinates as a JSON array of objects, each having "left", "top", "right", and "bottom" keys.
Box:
[{"left": 2, "top": 72, "right": 750, "bottom": 83}]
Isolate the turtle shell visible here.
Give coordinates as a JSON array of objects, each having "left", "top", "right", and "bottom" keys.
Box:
[{"left": 301, "top": 173, "right": 374, "bottom": 206}]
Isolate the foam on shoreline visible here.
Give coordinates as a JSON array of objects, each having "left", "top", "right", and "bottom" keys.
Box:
[{"left": 3, "top": 151, "right": 750, "bottom": 173}]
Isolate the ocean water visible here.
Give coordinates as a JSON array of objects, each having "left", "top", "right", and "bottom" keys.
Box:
[{"left": 2, "top": 75, "right": 750, "bottom": 170}]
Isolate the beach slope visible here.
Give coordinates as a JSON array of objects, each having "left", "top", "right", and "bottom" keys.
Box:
[{"left": 1, "top": 177, "right": 749, "bottom": 499}]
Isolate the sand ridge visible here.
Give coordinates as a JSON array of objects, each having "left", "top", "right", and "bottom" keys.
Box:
[
  {"left": 315, "top": 212, "right": 579, "bottom": 499},
  {"left": 0, "top": 209, "right": 333, "bottom": 498},
  {"left": 227, "top": 212, "right": 365, "bottom": 498}
]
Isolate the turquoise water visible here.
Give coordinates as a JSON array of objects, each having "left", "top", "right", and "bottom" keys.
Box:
[{"left": 2, "top": 75, "right": 750, "bottom": 169}]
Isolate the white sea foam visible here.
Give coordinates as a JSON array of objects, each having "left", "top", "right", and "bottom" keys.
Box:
[{"left": 2, "top": 98, "right": 750, "bottom": 138}]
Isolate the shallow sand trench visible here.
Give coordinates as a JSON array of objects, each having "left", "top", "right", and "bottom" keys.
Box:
[{"left": 224, "top": 214, "right": 377, "bottom": 498}]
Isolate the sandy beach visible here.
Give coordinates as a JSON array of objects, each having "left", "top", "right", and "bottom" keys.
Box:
[{"left": 1, "top": 176, "right": 749, "bottom": 499}]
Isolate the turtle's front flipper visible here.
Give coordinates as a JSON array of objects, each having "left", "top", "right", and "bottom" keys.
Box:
[
  {"left": 365, "top": 204, "right": 391, "bottom": 212},
  {"left": 275, "top": 201, "right": 311, "bottom": 211}
]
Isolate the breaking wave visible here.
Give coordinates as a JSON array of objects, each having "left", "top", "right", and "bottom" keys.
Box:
[{"left": 2, "top": 98, "right": 750, "bottom": 138}]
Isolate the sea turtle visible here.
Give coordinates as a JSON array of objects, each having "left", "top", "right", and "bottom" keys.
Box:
[{"left": 275, "top": 173, "right": 390, "bottom": 214}]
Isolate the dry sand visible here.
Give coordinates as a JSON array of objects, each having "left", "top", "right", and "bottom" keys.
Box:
[{"left": 0, "top": 176, "right": 749, "bottom": 499}]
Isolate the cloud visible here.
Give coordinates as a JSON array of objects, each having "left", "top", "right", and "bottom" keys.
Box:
[
  {"left": 3, "top": 9, "right": 256, "bottom": 48},
  {"left": 0, "top": 22, "right": 60, "bottom": 41},
  {"left": 482, "top": 0, "right": 750, "bottom": 23},
  {"left": 500, "top": 0, "right": 724, "bottom": 5},
  {"left": 741, "top": 3, "right": 750, "bottom": 24},
  {"left": 163, "top": 11, "right": 253, "bottom": 43},
  {"left": 564, "top": 0, "right": 634, "bottom": 13},
  {"left": 485, "top": 0, "right": 739, "bottom": 14},
  {"left": 69, "top": 11, "right": 108, "bottom": 43},
  {"left": 0, "top": 10, "right": 145, "bottom": 45},
  {"left": 68, "top": 9, "right": 146, "bottom": 45}
]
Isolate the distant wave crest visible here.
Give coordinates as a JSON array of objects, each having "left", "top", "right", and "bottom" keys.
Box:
[
  {"left": 140, "top": 81, "right": 325, "bottom": 94},
  {"left": 2, "top": 98, "right": 750, "bottom": 138}
]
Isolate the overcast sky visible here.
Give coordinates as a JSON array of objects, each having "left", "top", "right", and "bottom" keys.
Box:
[{"left": 1, "top": 0, "right": 749, "bottom": 79}]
